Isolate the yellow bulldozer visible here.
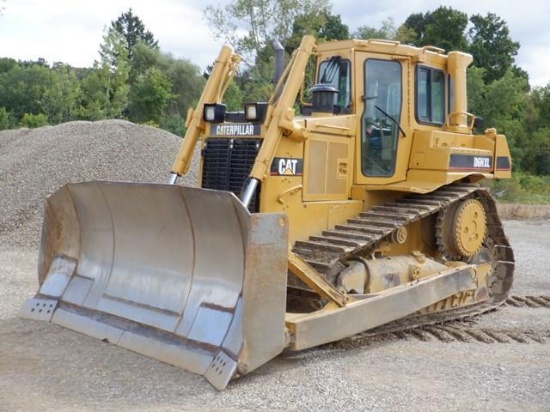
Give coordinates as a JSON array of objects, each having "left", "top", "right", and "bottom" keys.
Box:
[{"left": 21, "top": 36, "right": 514, "bottom": 390}]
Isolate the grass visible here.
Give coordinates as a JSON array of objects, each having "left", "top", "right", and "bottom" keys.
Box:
[{"left": 483, "top": 173, "right": 550, "bottom": 219}]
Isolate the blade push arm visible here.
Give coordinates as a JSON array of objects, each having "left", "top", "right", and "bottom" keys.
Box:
[
  {"left": 170, "top": 46, "right": 241, "bottom": 183},
  {"left": 240, "top": 35, "right": 316, "bottom": 205}
]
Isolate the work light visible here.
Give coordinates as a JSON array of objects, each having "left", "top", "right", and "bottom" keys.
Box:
[{"left": 203, "top": 103, "right": 226, "bottom": 123}]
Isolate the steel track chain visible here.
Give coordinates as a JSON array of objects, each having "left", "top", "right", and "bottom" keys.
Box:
[
  {"left": 505, "top": 295, "right": 550, "bottom": 308},
  {"left": 292, "top": 182, "right": 516, "bottom": 336},
  {"left": 324, "top": 295, "right": 550, "bottom": 348}
]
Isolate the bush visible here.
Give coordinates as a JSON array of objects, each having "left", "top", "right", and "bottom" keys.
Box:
[
  {"left": 488, "top": 178, "right": 524, "bottom": 201},
  {"left": 140, "top": 120, "right": 159, "bottom": 128},
  {"left": 516, "top": 172, "right": 548, "bottom": 194},
  {"left": 0, "top": 107, "right": 8, "bottom": 130},
  {"left": 486, "top": 171, "right": 550, "bottom": 204},
  {"left": 18, "top": 113, "right": 48, "bottom": 128},
  {"left": 159, "top": 114, "right": 186, "bottom": 137}
]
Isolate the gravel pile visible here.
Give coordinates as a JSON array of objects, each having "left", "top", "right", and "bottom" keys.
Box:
[{"left": 0, "top": 120, "right": 199, "bottom": 247}]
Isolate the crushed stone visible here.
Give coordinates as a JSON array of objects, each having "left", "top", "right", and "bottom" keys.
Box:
[{"left": 0, "top": 120, "right": 198, "bottom": 247}]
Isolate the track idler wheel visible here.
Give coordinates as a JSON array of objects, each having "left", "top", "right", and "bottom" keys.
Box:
[{"left": 439, "top": 198, "right": 487, "bottom": 259}]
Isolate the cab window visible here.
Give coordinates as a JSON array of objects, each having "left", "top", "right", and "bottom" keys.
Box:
[
  {"left": 416, "top": 67, "right": 445, "bottom": 124},
  {"left": 318, "top": 58, "right": 351, "bottom": 111},
  {"left": 361, "top": 59, "right": 402, "bottom": 177}
]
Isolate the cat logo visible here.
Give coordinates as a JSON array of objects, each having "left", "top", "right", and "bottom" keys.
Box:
[{"left": 270, "top": 157, "right": 303, "bottom": 176}]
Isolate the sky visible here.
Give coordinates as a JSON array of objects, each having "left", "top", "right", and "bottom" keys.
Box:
[{"left": 0, "top": 0, "right": 549, "bottom": 87}]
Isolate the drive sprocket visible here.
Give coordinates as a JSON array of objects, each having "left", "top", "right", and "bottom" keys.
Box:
[{"left": 437, "top": 198, "right": 487, "bottom": 260}]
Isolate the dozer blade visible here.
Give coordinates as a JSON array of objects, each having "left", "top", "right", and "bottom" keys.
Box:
[{"left": 20, "top": 182, "right": 289, "bottom": 390}]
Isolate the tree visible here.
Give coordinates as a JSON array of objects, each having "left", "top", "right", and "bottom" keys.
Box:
[
  {"left": 42, "top": 63, "right": 81, "bottom": 124},
  {"left": 518, "top": 84, "right": 550, "bottom": 174},
  {"left": 0, "top": 57, "right": 17, "bottom": 74},
  {"left": 353, "top": 18, "right": 416, "bottom": 43},
  {"left": 286, "top": 11, "right": 349, "bottom": 61},
  {"left": 130, "top": 43, "right": 205, "bottom": 119},
  {"left": 291, "top": 10, "right": 349, "bottom": 44},
  {"left": 204, "top": 0, "right": 331, "bottom": 62},
  {"left": 128, "top": 67, "right": 174, "bottom": 124},
  {"left": 0, "top": 62, "right": 55, "bottom": 123},
  {"left": 317, "top": 12, "right": 349, "bottom": 42},
  {"left": 77, "top": 72, "right": 106, "bottom": 120},
  {"left": 109, "top": 9, "right": 158, "bottom": 61},
  {"left": 79, "top": 29, "right": 130, "bottom": 119},
  {"left": 522, "top": 127, "right": 550, "bottom": 174},
  {"left": 468, "top": 13, "right": 520, "bottom": 84},
  {"left": 0, "top": 107, "right": 8, "bottom": 130},
  {"left": 125, "top": 43, "right": 205, "bottom": 133},
  {"left": 404, "top": 6, "right": 468, "bottom": 51},
  {"left": 354, "top": 18, "right": 397, "bottom": 40},
  {"left": 468, "top": 67, "right": 529, "bottom": 166}
]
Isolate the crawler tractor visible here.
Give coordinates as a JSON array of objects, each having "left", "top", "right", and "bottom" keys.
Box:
[{"left": 21, "top": 36, "right": 514, "bottom": 390}]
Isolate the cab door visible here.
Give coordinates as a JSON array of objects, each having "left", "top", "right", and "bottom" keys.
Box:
[{"left": 355, "top": 54, "right": 410, "bottom": 185}]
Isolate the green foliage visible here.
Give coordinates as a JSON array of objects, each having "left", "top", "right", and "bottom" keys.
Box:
[
  {"left": 316, "top": 12, "right": 349, "bottom": 41},
  {"left": 468, "top": 66, "right": 530, "bottom": 167},
  {"left": 468, "top": 13, "right": 520, "bottom": 84},
  {"left": 516, "top": 172, "right": 549, "bottom": 194},
  {"left": 472, "top": 69, "right": 527, "bottom": 129},
  {"left": 128, "top": 67, "right": 175, "bottom": 124},
  {"left": 18, "top": 113, "right": 48, "bottom": 128},
  {"left": 0, "top": 63, "right": 55, "bottom": 122},
  {"left": 204, "top": 0, "right": 331, "bottom": 61},
  {"left": 489, "top": 172, "right": 550, "bottom": 204},
  {"left": 109, "top": 9, "right": 158, "bottom": 61},
  {"left": 468, "top": 66, "right": 550, "bottom": 176},
  {"left": 404, "top": 7, "right": 468, "bottom": 51},
  {"left": 289, "top": 11, "right": 349, "bottom": 48},
  {"left": 0, "top": 57, "right": 17, "bottom": 73},
  {"left": 159, "top": 114, "right": 187, "bottom": 137},
  {"left": 354, "top": 18, "right": 397, "bottom": 40},
  {"left": 79, "top": 28, "right": 131, "bottom": 119},
  {"left": 0, "top": 9, "right": 205, "bottom": 132},
  {"left": 521, "top": 128, "right": 550, "bottom": 175},
  {"left": 77, "top": 71, "right": 109, "bottom": 120},
  {"left": 0, "top": 107, "right": 8, "bottom": 130},
  {"left": 140, "top": 120, "right": 159, "bottom": 128},
  {"left": 222, "top": 81, "right": 244, "bottom": 111},
  {"left": 352, "top": 18, "right": 416, "bottom": 43},
  {"left": 129, "top": 43, "right": 205, "bottom": 121},
  {"left": 525, "top": 84, "right": 550, "bottom": 130},
  {"left": 42, "top": 63, "right": 81, "bottom": 124}
]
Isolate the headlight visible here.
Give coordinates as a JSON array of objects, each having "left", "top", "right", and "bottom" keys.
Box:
[
  {"left": 244, "top": 102, "right": 268, "bottom": 122},
  {"left": 203, "top": 103, "right": 226, "bottom": 123},
  {"left": 245, "top": 103, "right": 257, "bottom": 121}
]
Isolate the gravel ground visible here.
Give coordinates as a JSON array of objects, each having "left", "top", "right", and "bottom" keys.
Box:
[{"left": 0, "top": 122, "right": 549, "bottom": 411}]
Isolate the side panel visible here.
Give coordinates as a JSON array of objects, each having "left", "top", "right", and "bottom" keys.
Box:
[
  {"left": 260, "top": 117, "right": 363, "bottom": 244},
  {"left": 302, "top": 133, "right": 354, "bottom": 201}
]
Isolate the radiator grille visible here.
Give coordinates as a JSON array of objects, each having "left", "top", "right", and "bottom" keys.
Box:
[{"left": 201, "top": 138, "right": 262, "bottom": 212}]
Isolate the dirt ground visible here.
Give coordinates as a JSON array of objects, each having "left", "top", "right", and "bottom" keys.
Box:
[{"left": 0, "top": 220, "right": 549, "bottom": 412}]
